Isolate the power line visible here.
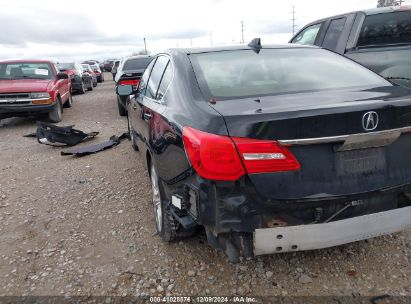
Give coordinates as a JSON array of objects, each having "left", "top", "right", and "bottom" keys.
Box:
[
  {"left": 241, "top": 21, "right": 245, "bottom": 44},
  {"left": 291, "top": 6, "right": 297, "bottom": 36}
]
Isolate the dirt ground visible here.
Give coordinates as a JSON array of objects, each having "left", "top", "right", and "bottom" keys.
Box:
[{"left": 0, "top": 73, "right": 410, "bottom": 300}]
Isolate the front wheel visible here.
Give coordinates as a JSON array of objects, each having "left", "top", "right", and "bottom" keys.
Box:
[
  {"left": 149, "top": 163, "right": 196, "bottom": 242},
  {"left": 47, "top": 99, "right": 62, "bottom": 123}
]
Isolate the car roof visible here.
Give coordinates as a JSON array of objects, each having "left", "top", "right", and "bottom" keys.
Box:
[
  {"left": 0, "top": 59, "right": 53, "bottom": 64},
  {"left": 166, "top": 43, "right": 316, "bottom": 55},
  {"left": 301, "top": 6, "right": 411, "bottom": 26}
]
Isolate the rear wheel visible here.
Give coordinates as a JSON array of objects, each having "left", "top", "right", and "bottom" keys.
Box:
[
  {"left": 47, "top": 98, "right": 62, "bottom": 123},
  {"left": 79, "top": 81, "right": 86, "bottom": 94},
  {"left": 117, "top": 96, "right": 127, "bottom": 116},
  {"left": 63, "top": 92, "right": 73, "bottom": 108},
  {"left": 87, "top": 79, "right": 93, "bottom": 91},
  {"left": 149, "top": 163, "right": 196, "bottom": 242}
]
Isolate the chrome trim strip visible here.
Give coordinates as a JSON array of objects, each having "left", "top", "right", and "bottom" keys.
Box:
[{"left": 278, "top": 126, "right": 411, "bottom": 146}]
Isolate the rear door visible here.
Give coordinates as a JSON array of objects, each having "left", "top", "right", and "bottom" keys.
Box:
[
  {"left": 318, "top": 14, "right": 355, "bottom": 54},
  {"left": 137, "top": 55, "right": 170, "bottom": 155}
]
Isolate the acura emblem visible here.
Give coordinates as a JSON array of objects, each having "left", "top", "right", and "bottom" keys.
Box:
[{"left": 362, "top": 111, "right": 378, "bottom": 131}]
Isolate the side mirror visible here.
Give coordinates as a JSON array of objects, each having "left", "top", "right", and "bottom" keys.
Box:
[
  {"left": 116, "top": 85, "right": 136, "bottom": 96},
  {"left": 57, "top": 72, "right": 69, "bottom": 80}
]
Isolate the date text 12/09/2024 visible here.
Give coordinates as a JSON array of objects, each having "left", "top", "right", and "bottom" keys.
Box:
[{"left": 149, "top": 296, "right": 258, "bottom": 303}]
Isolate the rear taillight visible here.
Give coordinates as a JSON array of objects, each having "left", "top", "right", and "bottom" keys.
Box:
[
  {"left": 182, "top": 127, "right": 300, "bottom": 181},
  {"left": 232, "top": 137, "right": 300, "bottom": 174},
  {"left": 183, "top": 127, "right": 245, "bottom": 181},
  {"left": 119, "top": 79, "right": 140, "bottom": 86}
]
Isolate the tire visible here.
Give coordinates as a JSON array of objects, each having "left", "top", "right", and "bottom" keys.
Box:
[
  {"left": 93, "top": 79, "right": 97, "bottom": 87},
  {"left": 63, "top": 92, "right": 73, "bottom": 108},
  {"left": 128, "top": 114, "right": 138, "bottom": 151},
  {"left": 117, "top": 96, "right": 127, "bottom": 116},
  {"left": 79, "top": 81, "right": 86, "bottom": 94},
  {"left": 149, "top": 163, "right": 196, "bottom": 242},
  {"left": 87, "top": 79, "right": 93, "bottom": 91},
  {"left": 47, "top": 98, "right": 62, "bottom": 123}
]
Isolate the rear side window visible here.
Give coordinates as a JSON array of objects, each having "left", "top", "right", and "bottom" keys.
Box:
[
  {"left": 146, "top": 56, "right": 169, "bottom": 100},
  {"left": 138, "top": 58, "right": 156, "bottom": 96},
  {"left": 291, "top": 23, "right": 322, "bottom": 45},
  {"left": 357, "top": 11, "right": 411, "bottom": 47},
  {"left": 123, "top": 58, "right": 152, "bottom": 70},
  {"left": 322, "top": 18, "right": 346, "bottom": 50},
  {"left": 156, "top": 63, "right": 173, "bottom": 100}
]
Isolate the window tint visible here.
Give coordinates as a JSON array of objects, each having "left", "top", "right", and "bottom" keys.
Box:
[
  {"left": 138, "top": 58, "right": 156, "bottom": 96},
  {"left": 292, "top": 23, "right": 322, "bottom": 45},
  {"left": 322, "top": 18, "right": 346, "bottom": 50},
  {"left": 190, "top": 49, "right": 390, "bottom": 100},
  {"left": 357, "top": 11, "right": 411, "bottom": 47},
  {"left": 156, "top": 62, "right": 173, "bottom": 100},
  {"left": 146, "top": 56, "right": 169, "bottom": 100},
  {"left": 123, "top": 58, "right": 152, "bottom": 70},
  {"left": 0, "top": 62, "right": 53, "bottom": 80}
]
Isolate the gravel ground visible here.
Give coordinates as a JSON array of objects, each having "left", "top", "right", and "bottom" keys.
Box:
[{"left": 0, "top": 73, "right": 410, "bottom": 299}]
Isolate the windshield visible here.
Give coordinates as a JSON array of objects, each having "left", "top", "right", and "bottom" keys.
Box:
[
  {"left": 190, "top": 48, "right": 391, "bottom": 99},
  {"left": 123, "top": 58, "right": 152, "bottom": 70},
  {"left": 0, "top": 62, "right": 54, "bottom": 80},
  {"left": 357, "top": 11, "right": 411, "bottom": 47}
]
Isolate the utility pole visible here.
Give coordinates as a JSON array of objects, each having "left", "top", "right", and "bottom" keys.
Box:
[
  {"left": 210, "top": 31, "right": 213, "bottom": 46},
  {"left": 143, "top": 38, "right": 147, "bottom": 54},
  {"left": 291, "top": 6, "right": 297, "bottom": 36},
  {"left": 241, "top": 21, "right": 245, "bottom": 44}
]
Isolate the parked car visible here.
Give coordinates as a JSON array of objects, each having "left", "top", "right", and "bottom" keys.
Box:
[
  {"left": 0, "top": 60, "right": 72, "bottom": 122},
  {"left": 118, "top": 43, "right": 411, "bottom": 262},
  {"left": 290, "top": 6, "right": 411, "bottom": 88},
  {"left": 111, "top": 60, "right": 120, "bottom": 81},
  {"left": 99, "top": 62, "right": 105, "bottom": 72},
  {"left": 81, "top": 64, "right": 97, "bottom": 88},
  {"left": 58, "top": 62, "right": 93, "bottom": 94},
  {"left": 114, "top": 55, "right": 152, "bottom": 116},
  {"left": 103, "top": 59, "right": 115, "bottom": 72},
  {"left": 90, "top": 64, "right": 104, "bottom": 83},
  {"left": 83, "top": 60, "right": 99, "bottom": 66}
]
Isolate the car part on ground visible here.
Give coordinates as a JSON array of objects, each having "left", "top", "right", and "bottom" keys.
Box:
[
  {"left": 122, "top": 41, "right": 411, "bottom": 262},
  {"left": 35, "top": 121, "right": 99, "bottom": 146},
  {"left": 61, "top": 132, "right": 129, "bottom": 156}
]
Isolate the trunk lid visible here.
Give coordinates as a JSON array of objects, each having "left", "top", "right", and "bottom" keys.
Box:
[{"left": 210, "top": 86, "right": 411, "bottom": 200}]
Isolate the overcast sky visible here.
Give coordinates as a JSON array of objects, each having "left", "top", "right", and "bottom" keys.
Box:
[{"left": 0, "top": 0, "right": 408, "bottom": 62}]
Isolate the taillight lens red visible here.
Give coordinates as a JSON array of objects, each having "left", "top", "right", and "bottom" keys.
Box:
[
  {"left": 232, "top": 137, "right": 300, "bottom": 174},
  {"left": 119, "top": 79, "right": 140, "bottom": 86},
  {"left": 183, "top": 127, "right": 300, "bottom": 181},
  {"left": 183, "top": 127, "right": 245, "bottom": 181}
]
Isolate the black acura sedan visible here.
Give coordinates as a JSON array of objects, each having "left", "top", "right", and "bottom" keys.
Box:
[{"left": 118, "top": 41, "right": 411, "bottom": 262}]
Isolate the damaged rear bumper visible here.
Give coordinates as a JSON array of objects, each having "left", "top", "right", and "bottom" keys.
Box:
[{"left": 254, "top": 205, "right": 411, "bottom": 255}]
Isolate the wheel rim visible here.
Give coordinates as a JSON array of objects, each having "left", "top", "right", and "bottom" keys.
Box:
[{"left": 150, "top": 165, "right": 162, "bottom": 232}]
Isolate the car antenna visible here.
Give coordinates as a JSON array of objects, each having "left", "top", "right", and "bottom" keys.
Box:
[{"left": 248, "top": 38, "right": 262, "bottom": 54}]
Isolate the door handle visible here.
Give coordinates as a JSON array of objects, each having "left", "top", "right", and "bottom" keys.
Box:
[{"left": 143, "top": 112, "right": 152, "bottom": 121}]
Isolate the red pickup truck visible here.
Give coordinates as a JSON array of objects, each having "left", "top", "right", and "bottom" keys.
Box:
[{"left": 0, "top": 60, "right": 72, "bottom": 122}]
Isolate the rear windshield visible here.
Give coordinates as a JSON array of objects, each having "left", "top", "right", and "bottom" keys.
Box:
[
  {"left": 123, "top": 58, "right": 152, "bottom": 70},
  {"left": 58, "top": 63, "right": 75, "bottom": 70},
  {"left": 0, "top": 62, "right": 54, "bottom": 80},
  {"left": 189, "top": 48, "right": 390, "bottom": 99},
  {"left": 357, "top": 11, "right": 411, "bottom": 47}
]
